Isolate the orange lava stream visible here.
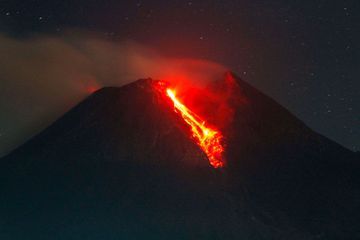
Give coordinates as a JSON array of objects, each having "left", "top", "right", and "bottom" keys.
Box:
[{"left": 166, "top": 89, "right": 224, "bottom": 168}]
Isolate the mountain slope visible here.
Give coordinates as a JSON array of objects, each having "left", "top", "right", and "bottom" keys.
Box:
[{"left": 0, "top": 73, "right": 359, "bottom": 239}]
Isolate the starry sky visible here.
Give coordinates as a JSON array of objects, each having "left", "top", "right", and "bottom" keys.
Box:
[{"left": 0, "top": 0, "right": 359, "bottom": 151}]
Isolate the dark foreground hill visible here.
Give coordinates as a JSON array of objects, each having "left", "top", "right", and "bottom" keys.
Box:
[{"left": 1, "top": 73, "right": 359, "bottom": 239}]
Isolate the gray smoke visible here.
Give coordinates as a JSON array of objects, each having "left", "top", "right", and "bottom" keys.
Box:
[{"left": 0, "top": 31, "right": 226, "bottom": 156}]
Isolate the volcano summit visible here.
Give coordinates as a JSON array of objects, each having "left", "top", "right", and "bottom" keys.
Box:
[{"left": 1, "top": 73, "right": 359, "bottom": 239}]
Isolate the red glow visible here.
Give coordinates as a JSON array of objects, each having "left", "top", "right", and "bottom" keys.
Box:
[
  {"left": 166, "top": 88, "right": 225, "bottom": 168},
  {"left": 86, "top": 85, "right": 99, "bottom": 94}
]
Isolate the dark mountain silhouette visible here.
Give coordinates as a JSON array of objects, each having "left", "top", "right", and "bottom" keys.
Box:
[{"left": 1, "top": 73, "right": 359, "bottom": 239}]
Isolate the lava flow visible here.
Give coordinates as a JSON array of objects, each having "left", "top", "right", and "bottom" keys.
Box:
[{"left": 165, "top": 88, "right": 225, "bottom": 168}]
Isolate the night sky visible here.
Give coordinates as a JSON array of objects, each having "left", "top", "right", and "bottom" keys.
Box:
[{"left": 0, "top": 0, "right": 359, "bottom": 151}]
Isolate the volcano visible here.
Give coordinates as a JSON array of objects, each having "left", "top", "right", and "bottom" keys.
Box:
[{"left": 1, "top": 73, "right": 359, "bottom": 239}]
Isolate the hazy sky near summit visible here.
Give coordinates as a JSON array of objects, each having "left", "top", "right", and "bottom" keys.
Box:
[{"left": 0, "top": 0, "right": 359, "bottom": 152}]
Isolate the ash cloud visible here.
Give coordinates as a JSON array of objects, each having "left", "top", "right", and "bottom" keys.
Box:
[{"left": 0, "top": 31, "right": 226, "bottom": 156}]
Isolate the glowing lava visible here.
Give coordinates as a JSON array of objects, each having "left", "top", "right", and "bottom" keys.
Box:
[{"left": 166, "top": 88, "right": 225, "bottom": 168}]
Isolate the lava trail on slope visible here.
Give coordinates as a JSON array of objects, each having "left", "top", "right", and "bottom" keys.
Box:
[{"left": 155, "top": 80, "right": 225, "bottom": 168}]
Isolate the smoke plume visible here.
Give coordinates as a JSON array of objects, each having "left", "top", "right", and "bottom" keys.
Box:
[{"left": 0, "top": 31, "right": 226, "bottom": 156}]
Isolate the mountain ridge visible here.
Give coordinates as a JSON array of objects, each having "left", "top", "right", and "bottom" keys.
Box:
[{"left": 1, "top": 73, "right": 359, "bottom": 239}]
